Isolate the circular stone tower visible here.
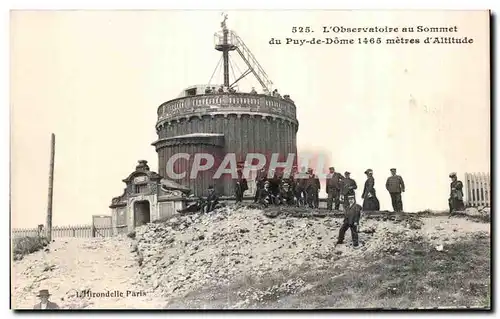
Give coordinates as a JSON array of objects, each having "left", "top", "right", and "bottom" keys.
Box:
[{"left": 152, "top": 17, "right": 299, "bottom": 197}]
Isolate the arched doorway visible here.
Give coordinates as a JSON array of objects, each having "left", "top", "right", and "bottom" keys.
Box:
[{"left": 134, "top": 201, "right": 151, "bottom": 227}]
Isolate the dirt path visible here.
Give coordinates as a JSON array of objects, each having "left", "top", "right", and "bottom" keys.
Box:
[{"left": 11, "top": 236, "right": 166, "bottom": 309}]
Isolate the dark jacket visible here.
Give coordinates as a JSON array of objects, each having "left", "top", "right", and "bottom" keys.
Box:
[
  {"left": 33, "top": 302, "right": 60, "bottom": 309},
  {"left": 269, "top": 175, "right": 281, "bottom": 195},
  {"left": 386, "top": 175, "right": 405, "bottom": 193},
  {"left": 294, "top": 172, "right": 309, "bottom": 189},
  {"left": 306, "top": 175, "right": 321, "bottom": 192},
  {"left": 256, "top": 170, "right": 268, "bottom": 186},
  {"left": 344, "top": 203, "right": 362, "bottom": 225},
  {"left": 235, "top": 178, "right": 248, "bottom": 192},
  {"left": 326, "top": 172, "right": 344, "bottom": 191},
  {"left": 362, "top": 177, "right": 376, "bottom": 199},
  {"left": 341, "top": 178, "right": 357, "bottom": 196},
  {"left": 450, "top": 180, "right": 464, "bottom": 200},
  {"left": 259, "top": 187, "right": 271, "bottom": 204},
  {"left": 207, "top": 191, "right": 219, "bottom": 203}
]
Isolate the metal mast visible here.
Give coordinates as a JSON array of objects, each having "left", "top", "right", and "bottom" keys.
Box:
[
  {"left": 215, "top": 14, "right": 236, "bottom": 87},
  {"left": 214, "top": 14, "right": 274, "bottom": 93}
]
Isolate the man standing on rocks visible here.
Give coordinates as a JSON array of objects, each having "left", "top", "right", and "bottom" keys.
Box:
[
  {"left": 269, "top": 169, "right": 282, "bottom": 201},
  {"left": 340, "top": 171, "right": 357, "bottom": 210},
  {"left": 336, "top": 195, "right": 362, "bottom": 248},
  {"left": 449, "top": 172, "right": 465, "bottom": 215},
  {"left": 294, "top": 166, "right": 308, "bottom": 206},
  {"left": 385, "top": 168, "right": 405, "bottom": 212},
  {"left": 326, "top": 167, "right": 344, "bottom": 211},
  {"left": 254, "top": 167, "right": 268, "bottom": 203},
  {"left": 306, "top": 168, "right": 320, "bottom": 208},
  {"left": 235, "top": 169, "right": 248, "bottom": 203}
]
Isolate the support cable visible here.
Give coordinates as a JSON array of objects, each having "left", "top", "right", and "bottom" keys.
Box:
[{"left": 208, "top": 55, "right": 223, "bottom": 86}]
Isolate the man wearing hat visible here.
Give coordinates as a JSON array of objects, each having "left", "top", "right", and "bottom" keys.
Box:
[
  {"left": 235, "top": 169, "right": 248, "bottom": 203},
  {"left": 340, "top": 171, "right": 357, "bottom": 209},
  {"left": 258, "top": 180, "right": 272, "bottom": 207},
  {"left": 362, "top": 169, "right": 380, "bottom": 211},
  {"left": 385, "top": 168, "right": 406, "bottom": 212},
  {"left": 203, "top": 185, "right": 219, "bottom": 213},
  {"left": 33, "top": 289, "right": 59, "bottom": 309},
  {"left": 306, "top": 168, "right": 321, "bottom": 208},
  {"left": 448, "top": 172, "right": 465, "bottom": 214},
  {"left": 254, "top": 167, "right": 268, "bottom": 203},
  {"left": 326, "top": 167, "right": 344, "bottom": 211},
  {"left": 294, "top": 166, "right": 308, "bottom": 207},
  {"left": 336, "top": 195, "right": 362, "bottom": 248}
]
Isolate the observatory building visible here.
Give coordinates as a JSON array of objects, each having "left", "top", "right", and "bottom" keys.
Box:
[
  {"left": 154, "top": 17, "right": 299, "bottom": 197},
  {"left": 110, "top": 16, "right": 299, "bottom": 232}
]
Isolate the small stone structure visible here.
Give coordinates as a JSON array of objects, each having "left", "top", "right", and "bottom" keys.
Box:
[{"left": 109, "top": 160, "right": 190, "bottom": 234}]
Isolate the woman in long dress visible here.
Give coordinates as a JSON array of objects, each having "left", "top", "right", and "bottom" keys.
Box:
[{"left": 362, "top": 169, "right": 380, "bottom": 211}]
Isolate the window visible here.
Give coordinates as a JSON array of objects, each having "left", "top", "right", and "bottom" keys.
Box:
[{"left": 134, "top": 184, "right": 148, "bottom": 194}]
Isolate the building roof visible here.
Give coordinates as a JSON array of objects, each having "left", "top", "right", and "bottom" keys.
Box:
[
  {"left": 152, "top": 133, "right": 225, "bottom": 147},
  {"left": 165, "top": 133, "right": 225, "bottom": 139}
]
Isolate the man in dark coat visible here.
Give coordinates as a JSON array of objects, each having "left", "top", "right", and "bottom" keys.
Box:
[
  {"left": 449, "top": 172, "right": 465, "bottom": 214},
  {"left": 254, "top": 167, "right": 268, "bottom": 203},
  {"left": 235, "top": 170, "right": 248, "bottom": 203},
  {"left": 204, "top": 186, "right": 219, "bottom": 213},
  {"left": 306, "top": 169, "right": 320, "bottom": 208},
  {"left": 340, "top": 171, "right": 357, "bottom": 209},
  {"left": 385, "top": 168, "right": 405, "bottom": 212},
  {"left": 326, "top": 167, "right": 344, "bottom": 210},
  {"left": 258, "top": 181, "right": 272, "bottom": 207},
  {"left": 362, "top": 169, "right": 380, "bottom": 211},
  {"left": 268, "top": 169, "right": 282, "bottom": 200},
  {"left": 294, "top": 166, "right": 308, "bottom": 206},
  {"left": 33, "top": 289, "right": 59, "bottom": 309},
  {"left": 336, "top": 195, "right": 362, "bottom": 248},
  {"left": 279, "top": 180, "right": 296, "bottom": 205}
]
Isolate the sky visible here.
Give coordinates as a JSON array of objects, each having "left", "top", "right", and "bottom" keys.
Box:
[{"left": 10, "top": 10, "right": 490, "bottom": 228}]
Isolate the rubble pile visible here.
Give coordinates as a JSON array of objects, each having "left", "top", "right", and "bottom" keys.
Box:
[{"left": 133, "top": 205, "right": 482, "bottom": 303}]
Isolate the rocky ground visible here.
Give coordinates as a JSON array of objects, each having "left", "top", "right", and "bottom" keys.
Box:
[
  {"left": 11, "top": 205, "right": 490, "bottom": 309},
  {"left": 133, "top": 205, "right": 490, "bottom": 309}
]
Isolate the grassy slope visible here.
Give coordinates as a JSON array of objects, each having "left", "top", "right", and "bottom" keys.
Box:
[
  {"left": 168, "top": 234, "right": 490, "bottom": 309},
  {"left": 289, "top": 236, "right": 491, "bottom": 309},
  {"left": 12, "top": 236, "right": 50, "bottom": 261}
]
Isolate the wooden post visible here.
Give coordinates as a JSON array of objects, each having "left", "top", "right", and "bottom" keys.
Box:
[{"left": 46, "top": 133, "right": 55, "bottom": 241}]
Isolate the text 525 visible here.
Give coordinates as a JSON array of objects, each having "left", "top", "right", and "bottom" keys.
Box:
[{"left": 292, "top": 26, "right": 313, "bottom": 33}]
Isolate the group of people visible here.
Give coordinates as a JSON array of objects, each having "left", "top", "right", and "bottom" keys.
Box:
[
  {"left": 233, "top": 166, "right": 407, "bottom": 213},
  {"left": 177, "top": 185, "right": 221, "bottom": 215},
  {"left": 233, "top": 166, "right": 464, "bottom": 216},
  {"left": 205, "top": 86, "right": 238, "bottom": 94},
  {"left": 336, "top": 171, "right": 466, "bottom": 248},
  {"left": 203, "top": 85, "right": 293, "bottom": 102},
  {"left": 191, "top": 168, "right": 465, "bottom": 249}
]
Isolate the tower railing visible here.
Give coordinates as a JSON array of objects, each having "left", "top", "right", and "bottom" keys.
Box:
[{"left": 157, "top": 92, "right": 297, "bottom": 123}]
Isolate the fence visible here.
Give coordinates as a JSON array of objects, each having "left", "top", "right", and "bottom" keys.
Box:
[
  {"left": 12, "top": 225, "right": 118, "bottom": 239},
  {"left": 464, "top": 172, "right": 491, "bottom": 207}
]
